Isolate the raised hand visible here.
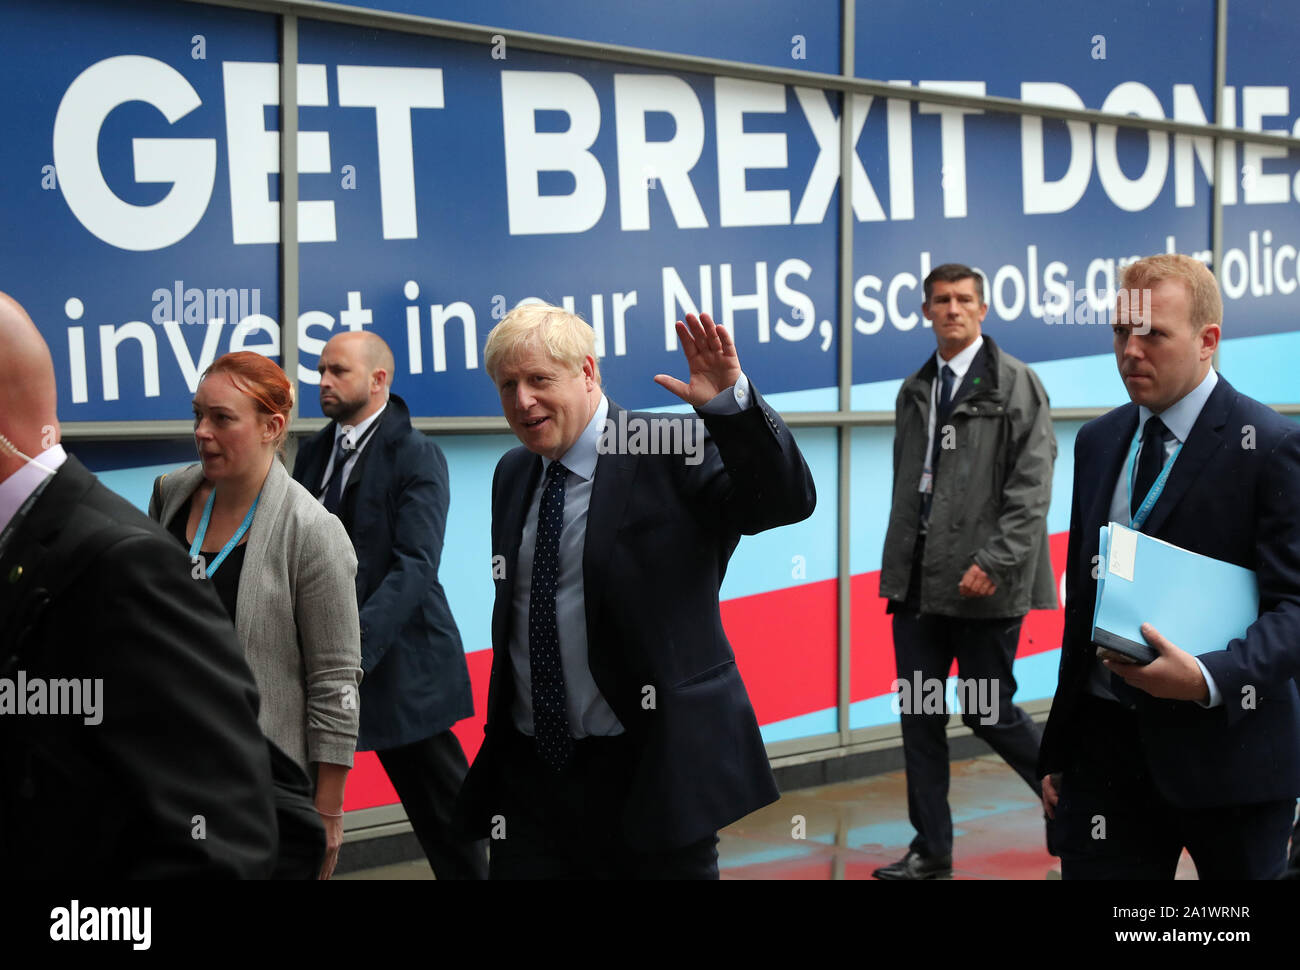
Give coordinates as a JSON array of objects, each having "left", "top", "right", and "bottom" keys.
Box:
[{"left": 653, "top": 313, "right": 742, "bottom": 406}]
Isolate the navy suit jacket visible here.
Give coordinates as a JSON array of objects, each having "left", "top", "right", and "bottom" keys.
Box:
[
  {"left": 1038, "top": 375, "right": 1300, "bottom": 808},
  {"left": 455, "top": 386, "right": 816, "bottom": 851},
  {"left": 293, "top": 394, "right": 473, "bottom": 751}
]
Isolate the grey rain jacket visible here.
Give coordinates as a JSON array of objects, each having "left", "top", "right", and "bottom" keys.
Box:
[{"left": 879, "top": 335, "right": 1059, "bottom": 618}]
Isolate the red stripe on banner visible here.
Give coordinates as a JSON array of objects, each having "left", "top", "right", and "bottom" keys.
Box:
[
  {"left": 722, "top": 579, "right": 840, "bottom": 728},
  {"left": 343, "top": 649, "right": 494, "bottom": 812},
  {"left": 344, "top": 533, "right": 1067, "bottom": 811}
]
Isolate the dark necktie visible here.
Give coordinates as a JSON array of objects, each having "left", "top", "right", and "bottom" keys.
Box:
[
  {"left": 922, "top": 365, "right": 958, "bottom": 526},
  {"left": 321, "top": 436, "right": 352, "bottom": 515},
  {"left": 1131, "top": 416, "right": 1173, "bottom": 522},
  {"left": 936, "top": 364, "right": 957, "bottom": 423},
  {"left": 528, "top": 460, "right": 574, "bottom": 770}
]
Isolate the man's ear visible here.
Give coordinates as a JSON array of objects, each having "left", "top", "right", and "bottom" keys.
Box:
[
  {"left": 1200, "top": 323, "right": 1221, "bottom": 359},
  {"left": 921, "top": 302, "right": 934, "bottom": 322}
]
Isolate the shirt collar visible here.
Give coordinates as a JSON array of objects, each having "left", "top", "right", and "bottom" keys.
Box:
[
  {"left": 334, "top": 400, "right": 387, "bottom": 450},
  {"left": 542, "top": 394, "right": 608, "bottom": 483},
  {"left": 0, "top": 443, "right": 68, "bottom": 535},
  {"left": 934, "top": 335, "right": 984, "bottom": 380},
  {"left": 1139, "top": 367, "right": 1218, "bottom": 443}
]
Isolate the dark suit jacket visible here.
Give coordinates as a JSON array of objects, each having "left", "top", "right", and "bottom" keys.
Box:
[
  {"left": 1038, "top": 375, "right": 1300, "bottom": 808},
  {"left": 293, "top": 394, "right": 473, "bottom": 751},
  {"left": 455, "top": 386, "right": 817, "bottom": 851},
  {"left": 0, "top": 456, "right": 278, "bottom": 877}
]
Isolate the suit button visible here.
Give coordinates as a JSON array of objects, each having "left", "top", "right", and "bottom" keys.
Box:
[{"left": 7, "top": 565, "right": 21, "bottom": 583}]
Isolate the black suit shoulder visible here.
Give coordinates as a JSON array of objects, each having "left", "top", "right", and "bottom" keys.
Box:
[
  {"left": 0, "top": 458, "right": 277, "bottom": 878},
  {"left": 393, "top": 424, "right": 449, "bottom": 481}
]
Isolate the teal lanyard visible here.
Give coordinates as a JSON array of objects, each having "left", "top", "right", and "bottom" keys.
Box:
[
  {"left": 189, "top": 486, "right": 261, "bottom": 577},
  {"left": 1126, "top": 425, "right": 1183, "bottom": 530}
]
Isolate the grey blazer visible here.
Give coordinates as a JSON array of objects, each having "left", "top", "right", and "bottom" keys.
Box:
[{"left": 150, "top": 458, "right": 362, "bottom": 771}]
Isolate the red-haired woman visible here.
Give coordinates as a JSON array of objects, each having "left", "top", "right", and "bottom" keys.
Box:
[{"left": 149, "top": 351, "right": 362, "bottom": 879}]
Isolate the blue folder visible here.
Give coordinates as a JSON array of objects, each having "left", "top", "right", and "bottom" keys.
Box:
[{"left": 1091, "top": 522, "right": 1259, "bottom": 664}]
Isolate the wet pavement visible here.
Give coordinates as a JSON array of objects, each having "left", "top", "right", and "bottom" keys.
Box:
[{"left": 339, "top": 753, "right": 1199, "bottom": 879}]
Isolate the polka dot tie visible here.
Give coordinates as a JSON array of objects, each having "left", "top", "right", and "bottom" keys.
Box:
[{"left": 528, "top": 460, "right": 574, "bottom": 770}]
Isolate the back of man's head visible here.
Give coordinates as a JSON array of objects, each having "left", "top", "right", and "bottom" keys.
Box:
[{"left": 0, "top": 292, "right": 60, "bottom": 482}]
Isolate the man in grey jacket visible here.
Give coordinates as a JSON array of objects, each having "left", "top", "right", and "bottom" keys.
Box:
[{"left": 873, "top": 263, "right": 1058, "bottom": 879}]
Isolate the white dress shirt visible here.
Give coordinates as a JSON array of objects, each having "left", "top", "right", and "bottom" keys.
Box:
[
  {"left": 316, "top": 402, "right": 387, "bottom": 501},
  {"left": 921, "top": 336, "right": 984, "bottom": 494}
]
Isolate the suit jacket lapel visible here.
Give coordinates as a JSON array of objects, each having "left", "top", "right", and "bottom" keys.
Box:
[
  {"left": 582, "top": 402, "right": 637, "bottom": 656},
  {"left": 1141, "top": 377, "right": 1234, "bottom": 537},
  {"left": 0, "top": 458, "right": 93, "bottom": 636},
  {"left": 949, "top": 341, "right": 993, "bottom": 411},
  {"left": 484, "top": 449, "right": 541, "bottom": 731},
  {"left": 234, "top": 459, "right": 289, "bottom": 648},
  {"left": 1088, "top": 406, "right": 1139, "bottom": 534},
  {"left": 296, "top": 425, "right": 333, "bottom": 498},
  {"left": 342, "top": 406, "right": 392, "bottom": 509},
  {"left": 156, "top": 462, "right": 206, "bottom": 530},
  {"left": 492, "top": 451, "right": 541, "bottom": 652}
]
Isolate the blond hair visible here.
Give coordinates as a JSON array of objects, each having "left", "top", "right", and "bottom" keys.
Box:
[
  {"left": 484, "top": 302, "right": 600, "bottom": 383},
  {"left": 1119, "top": 254, "right": 1223, "bottom": 333}
]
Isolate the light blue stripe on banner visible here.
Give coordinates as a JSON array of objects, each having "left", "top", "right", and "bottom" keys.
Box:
[
  {"left": 757, "top": 648, "right": 1063, "bottom": 742},
  {"left": 99, "top": 463, "right": 190, "bottom": 514},
  {"left": 759, "top": 707, "right": 838, "bottom": 744},
  {"left": 1219, "top": 332, "right": 1300, "bottom": 404}
]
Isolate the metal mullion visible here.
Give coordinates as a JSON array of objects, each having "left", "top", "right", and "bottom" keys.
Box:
[
  {"left": 280, "top": 13, "right": 300, "bottom": 466},
  {"left": 1212, "top": 0, "right": 1228, "bottom": 373},
  {"left": 836, "top": 0, "right": 856, "bottom": 749}
]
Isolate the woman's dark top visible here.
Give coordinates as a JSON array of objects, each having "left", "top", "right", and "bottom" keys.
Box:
[{"left": 167, "top": 494, "right": 247, "bottom": 622}]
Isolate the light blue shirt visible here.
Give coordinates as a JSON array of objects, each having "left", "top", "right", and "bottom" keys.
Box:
[
  {"left": 1089, "top": 367, "right": 1221, "bottom": 706},
  {"left": 508, "top": 375, "right": 752, "bottom": 737}
]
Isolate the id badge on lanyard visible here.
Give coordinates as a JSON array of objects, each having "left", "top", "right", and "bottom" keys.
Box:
[
  {"left": 918, "top": 374, "right": 944, "bottom": 495},
  {"left": 1127, "top": 429, "right": 1183, "bottom": 530}
]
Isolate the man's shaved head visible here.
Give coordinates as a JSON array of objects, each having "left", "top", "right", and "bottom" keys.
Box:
[
  {"left": 329, "top": 331, "right": 394, "bottom": 388},
  {"left": 0, "top": 291, "right": 60, "bottom": 482},
  {"left": 317, "top": 330, "right": 395, "bottom": 425}
]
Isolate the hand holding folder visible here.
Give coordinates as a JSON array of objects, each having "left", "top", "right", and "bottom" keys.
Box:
[{"left": 1091, "top": 522, "right": 1259, "bottom": 665}]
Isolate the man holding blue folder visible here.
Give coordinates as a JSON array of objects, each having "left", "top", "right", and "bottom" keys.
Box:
[{"left": 1039, "top": 254, "right": 1300, "bottom": 879}]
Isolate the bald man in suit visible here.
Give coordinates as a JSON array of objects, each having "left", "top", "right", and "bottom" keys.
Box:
[{"left": 0, "top": 291, "right": 278, "bottom": 877}]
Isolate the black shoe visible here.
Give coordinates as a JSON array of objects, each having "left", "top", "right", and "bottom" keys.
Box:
[{"left": 872, "top": 850, "right": 952, "bottom": 880}]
